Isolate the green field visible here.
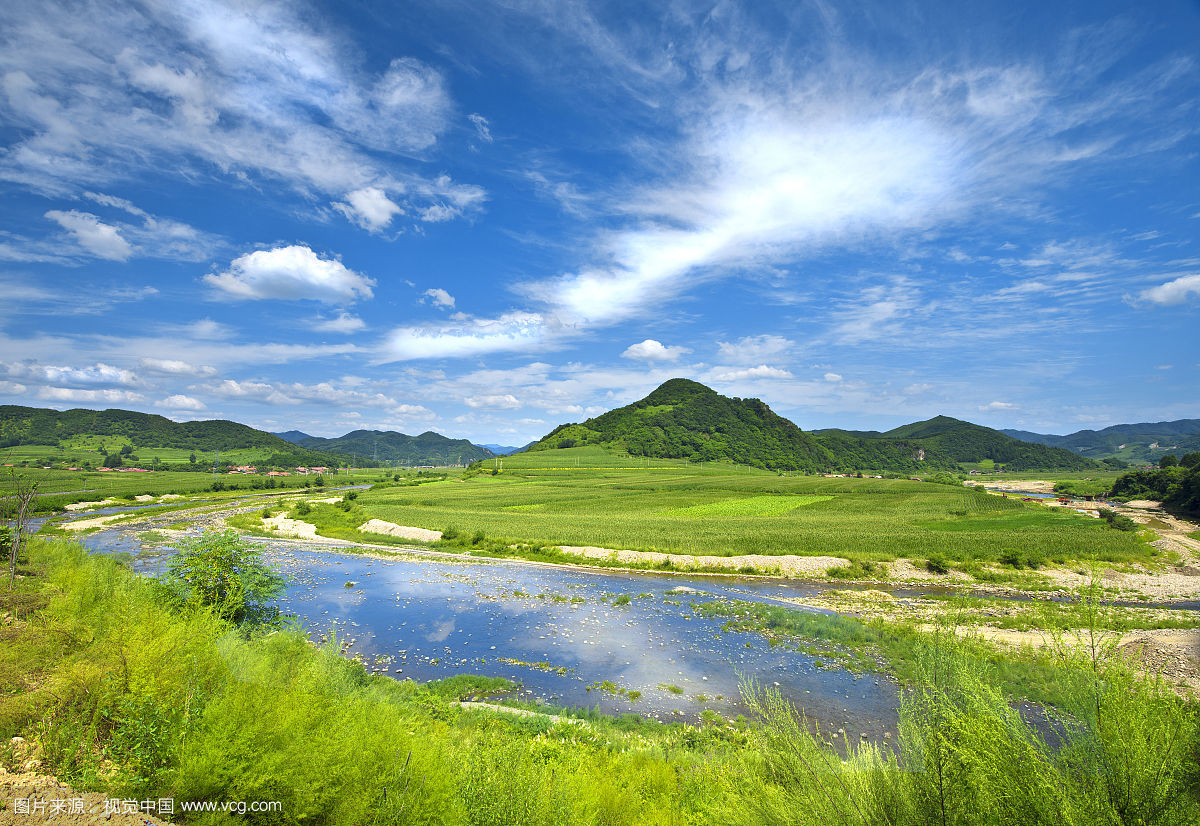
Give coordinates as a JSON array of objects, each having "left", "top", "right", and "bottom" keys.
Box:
[
  {"left": 353, "top": 446, "right": 1153, "bottom": 565},
  {"left": 0, "top": 465, "right": 388, "bottom": 514},
  {"left": 2, "top": 437, "right": 303, "bottom": 467}
]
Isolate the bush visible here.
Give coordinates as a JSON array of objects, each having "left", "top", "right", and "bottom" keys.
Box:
[
  {"left": 295, "top": 501, "right": 311, "bottom": 516},
  {"left": 925, "top": 553, "right": 950, "bottom": 574},
  {"left": 162, "top": 529, "right": 287, "bottom": 626}
]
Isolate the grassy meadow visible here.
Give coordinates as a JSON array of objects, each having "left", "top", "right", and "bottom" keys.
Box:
[
  {"left": 349, "top": 446, "right": 1153, "bottom": 567},
  {"left": 0, "top": 465, "right": 386, "bottom": 515}
]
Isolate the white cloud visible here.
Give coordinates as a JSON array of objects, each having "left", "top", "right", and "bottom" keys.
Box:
[
  {"left": 980, "top": 401, "right": 1017, "bottom": 411},
  {"left": 313, "top": 312, "right": 366, "bottom": 334},
  {"left": 708, "top": 364, "right": 792, "bottom": 381},
  {"left": 1140, "top": 273, "right": 1200, "bottom": 305},
  {"left": 464, "top": 393, "right": 522, "bottom": 410},
  {"left": 139, "top": 358, "right": 217, "bottom": 377},
  {"left": 178, "top": 319, "right": 234, "bottom": 340},
  {"left": 36, "top": 387, "right": 144, "bottom": 404},
  {"left": 468, "top": 113, "right": 493, "bottom": 143},
  {"left": 335, "top": 187, "right": 403, "bottom": 231},
  {"left": 620, "top": 339, "right": 691, "bottom": 361},
  {"left": 0, "top": 2, "right": 482, "bottom": 224},
  {"left": 205, "top": 245, "right": 375, "bottom": 303},
  {"left": 44, "top": 210, "right": 133, "bottom": 260},
  {"left": 383, "top": 312, "right": 549, "bottom": 361},
  {"left": 156, "top": 394, "right": 206, "bottom": 411},
  {"left": 199, "top": 377, "right": 416, "bottom": 413},
  {"left": 423, "top": 288, "right": 456, "bottom": 308},
  {"left": 2, "top": 360, "right": 140, "bottom": 388},
  {"left": 716, "top": 335, "right": 793, "bottom": 363},
  {"left": 824, "top": 372, "right": 842, "bottom": 382}
]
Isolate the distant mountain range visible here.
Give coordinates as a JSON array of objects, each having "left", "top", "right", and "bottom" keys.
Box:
[
  {"left": 817, "top": 415, "right": 1098, "bottom": 471},
  {"left": 478, "top": 443, "right": 533, "bottom": 456},
  {"left": 1001, "top": 420, "right": 1200, "bottom": 464},
  {"left": 527, "top": 378, "right": 1099, "bottom": 473},
  {"left": 0, "top": 405, "right": 341, "bottom": 466},
  {"left": 282, "top": 429, "right": 495, "bottom": 466}
]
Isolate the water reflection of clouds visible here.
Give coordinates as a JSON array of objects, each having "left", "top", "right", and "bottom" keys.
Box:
[
  {"left": 83, "top": 530, "right": 900, "bottom": 736},
  {"left": 426, "top": 619, "right": 456, "bottom": 642}
]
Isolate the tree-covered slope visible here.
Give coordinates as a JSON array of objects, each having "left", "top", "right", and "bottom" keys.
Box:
[
  {"left": 0, "top": 405, "right": 341, "bottom": 466},
  {"left": 296, "top": 430, "right": 494, "bottom": 465},
  {"left": 879, "top": 416, "right": 1099, "bottom": 470},
  {"left": 529, "top": 378, "right": 954, "bottom": 473},
  {"left": 529, "top": 379, "right": 835, "bottom": 471}
]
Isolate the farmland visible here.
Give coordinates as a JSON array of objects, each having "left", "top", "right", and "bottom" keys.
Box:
[{"left": 351, "top": 446, "right": 1154, "bottom": 567}]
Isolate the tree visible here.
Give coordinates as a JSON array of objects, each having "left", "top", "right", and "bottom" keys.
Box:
[
  {"left": 119, "top": 444, "right": 133, "bottom": 456},
  {"left": 5, "top": 472, "right": 38, "bottom": 588},
  {"left": 102, "top": 451, "right": 123, "bottom": 468},
  {"left": 1179, "top": 452, "right": 1200, "bottom": 469},
  {"left": 1159, "top": 454, "right": 1178, "bottom": 469},
  {"left": 162, "top": 530, "right": 286, "bottom": 626},
  {"left": 189, "top": 452, "right": 197, "bottom": 464}
]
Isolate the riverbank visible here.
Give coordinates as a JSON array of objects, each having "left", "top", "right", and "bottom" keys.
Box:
[{"left": 3, "top": 534, "right": 1197, "bottom": 825}]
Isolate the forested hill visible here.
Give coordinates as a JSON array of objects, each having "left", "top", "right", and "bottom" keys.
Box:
[
  {"left": 1001, "top": 419, "right": 1200, "bottom": 464},
  {"left": 844, "top": 415, "right": 1101, "bottom": 471},
  {"left": 528, "top": 379, "right": 954, "bottom": 473},
  {"left": 0, "top": 405, "right": 341, "bottom": 464},
  {"left": 295, "top": 429, "right": 494, "bottom": 466}
]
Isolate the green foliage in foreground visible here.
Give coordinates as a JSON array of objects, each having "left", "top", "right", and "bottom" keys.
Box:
[
  {"left": 161, "top": 530, "right": 287, "bottom": 626},
  {"left": 3, "top": 538, "right": 1197, "bottom": 825}
]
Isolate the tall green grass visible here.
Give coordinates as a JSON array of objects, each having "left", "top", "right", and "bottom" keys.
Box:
[{"left": 4, "top": 537, "right": 1195, "bottom": 824}]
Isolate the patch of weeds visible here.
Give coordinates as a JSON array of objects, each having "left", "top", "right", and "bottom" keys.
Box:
[
  {"left": 826, "top": 559, "right": 888, "bottom": 580},
  {"left": 925, "top": 553, "right": 950, "bottom": 574},
  {"left": 659, "top": 683, "right": 684, "bottom": 695}
]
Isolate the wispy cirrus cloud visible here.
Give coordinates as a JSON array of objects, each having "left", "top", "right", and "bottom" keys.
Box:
[{"left": 381, "top": 6, "right": 1195, "bottom": 362}]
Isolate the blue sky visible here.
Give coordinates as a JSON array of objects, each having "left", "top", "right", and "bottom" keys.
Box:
[{"left": 1, "top": 0, "right": 1198, "bottom": 445}]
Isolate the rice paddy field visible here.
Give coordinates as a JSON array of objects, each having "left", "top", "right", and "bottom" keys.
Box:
[{"left": 356, "top": 446, "right": 1154, "bottom": 565}]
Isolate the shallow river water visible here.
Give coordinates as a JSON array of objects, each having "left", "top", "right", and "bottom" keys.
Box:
[{"left": 69, "top": 509, "right": 898, "bottom": 742}]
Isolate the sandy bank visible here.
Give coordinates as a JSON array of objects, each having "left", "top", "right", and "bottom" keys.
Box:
[
  {"left": 557, "top": 545, "right": 850, "bottom": 576},
  {"left": 359, "top": 519, "right": 443, "bottom": 542}
]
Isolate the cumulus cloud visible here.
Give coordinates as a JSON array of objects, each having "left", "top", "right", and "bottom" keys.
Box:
[
  {"left": 980, "top": 401, "right": 1017, "bottom": 411},
  {"left": 44, "top": 210, "right": 133, "bottom": 260},
  {"left": 314, "top": 312, "right": 367, "bottom": 334},
  {"left": 824, "top": 372, "right": 842, "bottom": 382},
  {"left": 156, "top": 394, "right": 206, "bottom": 411},
  {"left": 37, "top": 387, "right": 144, "bottom": 404},
  {"left": 139, "top": 358, "right": 217, "bottom": 377},
  {"left": 2, "top": 360, "right": 140, "bottom": 388},
  {"left": 423, "top": 288, "right": 456, "bottom": 308},
  {"left": 716, "top": 335, "right": 793, "bottom": 363},
  {"left": 708, "top": 365, "right": 792, "bottom": 381},
  {"left": 1140, "top": 273, "right": 1200, "bottom": 306},
  {"left": 621, "top": 339, "right": 691, "bottom": 361},
  {"left": 205, "top": 246, "right": 375, "bottom": 303},
  {"left": 198, "top": 377, "right": 420, "bottom": 414},
  {"left": 464, "top": 393, "right": 522, "bottom": 410},
  {"left": 383, "top": 312, "right": 548, "bottom": 361},
  {"left": 335, "top": 187, "right": 403, "bottom": 231}
]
